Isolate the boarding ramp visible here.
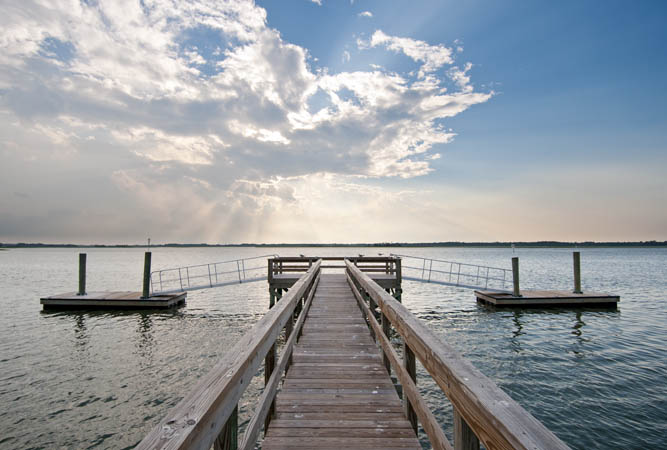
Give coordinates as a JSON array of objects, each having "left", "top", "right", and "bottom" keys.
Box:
[
  {"left": 393, "top": 253, "right": 513, "bottom": 291},
  {"left": 150, "top": 254, "right": 277, "bottom": 294}
]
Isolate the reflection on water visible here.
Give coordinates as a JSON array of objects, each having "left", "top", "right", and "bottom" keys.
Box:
[
  {"left": 1, "top": 246, "right": 666, "bottom": 449},
  {"left": 135, "top": 313, "right": 154, "bottom": 361},
  {"left": 73, "top": 314, "right": 88, "bottom": 353}
]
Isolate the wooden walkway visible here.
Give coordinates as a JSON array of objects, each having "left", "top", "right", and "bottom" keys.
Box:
[{"left": 263, "top": 274, "right": 421, "bottom": 450}]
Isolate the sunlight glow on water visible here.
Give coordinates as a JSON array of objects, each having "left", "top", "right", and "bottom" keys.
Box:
[{"left": 1, "top": 247, "right": 665, "bottom": 449}]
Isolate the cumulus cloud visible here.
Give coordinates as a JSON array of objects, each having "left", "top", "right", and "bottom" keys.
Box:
[
  {"left": 358, "top": 11, "right": 373, "bottom": 18},
  {"left": 0, "top": 0, "right": 492, "bottom": 243}
]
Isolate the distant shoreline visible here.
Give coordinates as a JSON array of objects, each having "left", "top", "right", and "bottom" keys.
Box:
[{"left": 1, "top": 241, "right": 666, "bottom": 249}]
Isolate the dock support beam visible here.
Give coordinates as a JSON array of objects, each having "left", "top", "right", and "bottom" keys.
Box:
[
  {"left": 142, "top": 252, "right": 151, "bottom": 299},
  {"left": 78, "top": 253, "right": 86, "bottom": 296},
  {"left": 512, "top": 257, "right": 521, "bottom": 297},
  {"left": 573, "top": 251, "right": 582, "bottom": 294}
]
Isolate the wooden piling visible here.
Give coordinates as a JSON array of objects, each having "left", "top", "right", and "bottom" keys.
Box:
[
  {"left": 573, "top": 251, "right": 582, "bottom": 294},
  {"left": 78, "top": 253, "right": 86, "bottom": 296},
  {"left": 512, "top": 257, "right": 521, "bottom": 297},
  {"left": 142, "top": 252, "right": 151, "bottom": 299}
]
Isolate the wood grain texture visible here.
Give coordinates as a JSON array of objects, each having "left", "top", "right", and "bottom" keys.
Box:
[{"left": 262, "top": 274, "right": 421, "bottom": 450}]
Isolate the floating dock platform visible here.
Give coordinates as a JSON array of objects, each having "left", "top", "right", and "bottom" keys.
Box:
[
  {"left": 40, "top": 291, "right": 186, "bottom": 310},
  {"left": 475, "top": 290, "right": 619, "bottom": 307}
]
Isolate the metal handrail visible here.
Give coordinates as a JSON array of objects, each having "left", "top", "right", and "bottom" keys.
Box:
[
  {"left": 150, "top": 254, "right": 278, "bottom": 294},
  {"left": 391, "top": 253, "right": 512, "bottom": 291}
]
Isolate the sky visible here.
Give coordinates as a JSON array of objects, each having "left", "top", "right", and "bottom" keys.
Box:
[{"left": 1, "top": 0, "right": 666, "bottom": 244}]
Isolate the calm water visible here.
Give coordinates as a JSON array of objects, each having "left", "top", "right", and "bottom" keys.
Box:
[{"left": 1, "top": 247, "right": 666, "bottom": 449}]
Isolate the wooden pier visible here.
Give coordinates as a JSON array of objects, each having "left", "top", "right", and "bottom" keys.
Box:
[
  {"left": 40, "top": 291, "right": 186, "bottom": 310},
  {"left": 263, "top": 273, "right": 419, "bottom": 449},
  {"left": 138, "top": 257, "right": 570, "bottom": 450},
  {"left": 475, "top": 290, "right": 619, "bottom": 308}
]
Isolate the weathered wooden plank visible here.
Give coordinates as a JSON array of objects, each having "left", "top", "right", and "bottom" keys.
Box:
[
  {"left": 268, "top": 419, "right": 413, "bottom": 428},
  {"left": 348, "top": 272, "right": 453, "bottom": 450},
  {"left": 275, "top": 412, "right": 406, "bottom": 420},
  {"left": 266, "top": 427, "right": 416, "bottom": 437},
  {"left": 263, "top": 273, "right": 420, "bottom": 450},
  {"left": 239, "top": 272, "right": 321, "bottom": 450},
  {"left": 262, "top": 437, "right": 420, "bottom": 448}
]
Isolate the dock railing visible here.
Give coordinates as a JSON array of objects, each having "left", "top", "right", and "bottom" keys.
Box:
[
  {"left": 392, "top": 253, "right": 512, "bottom": 291},
  {"left": 137, "top": 260, "right": 321, "bottom": 450},
  {"left": 268, "top": 255, "right": 400, "bottom": 279},
  {"left": 345, "top": 259, "right": 570, "bottom": 450},
  {"left": 150, "top": 254, "right": 277, "bottom": 294}
]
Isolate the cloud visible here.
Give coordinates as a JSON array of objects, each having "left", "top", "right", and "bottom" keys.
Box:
[
  {"left": 358, "top": 11, "right": 373, "bottom": 18},
  {"left": 362, "top": 30, "right": 454, "bottom": 78},
  {"left": 310, "top": 0, "right": 323, "bottom": 5},
  {"left": 0, "top": 1, "right": 493, "bottom": 243}
]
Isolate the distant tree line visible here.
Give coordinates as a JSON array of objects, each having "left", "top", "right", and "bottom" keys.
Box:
[{"left": 1, "top": 241, "right": 666, "bottom": 248}]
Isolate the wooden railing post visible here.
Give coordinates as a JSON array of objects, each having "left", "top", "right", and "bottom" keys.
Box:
[
  {"left": 214, "top": 405, "right": 238, "bottom": 450},
  {"left": 264, "top": 344, "right": 276, "bottom": 432},
  {"left": 78, "top": 253, "right": 86, "bottom": 296},
  {"left": 403, "top": 342, "right": 418, "bottom": 433},
  {"left": 573, "top": 251, "right": 582, "bottom": 294},
  {"left": 454, "top": 409, "right": 480, "bottom": 450},
  {"left": 512, "top": 256, "right": 521, "bottom": 297},
  {"left": 285, "top": 311, "right": 294, "bottom": 370},
  {"left": 381, "top": 311, "right": 391, "bottom": 373}
]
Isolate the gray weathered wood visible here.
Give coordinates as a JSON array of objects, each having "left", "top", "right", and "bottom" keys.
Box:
[
  {"left": 214, "top": 406, "right": 238, "bottom": 450},
  {"left": 346, "top": 260, "right": 570, "bottom": 450},
  {"left": 264, "top": 343, "right": 276, "bottom": 431},
  {"left": 136, "top": 261, "right": 321, "bottom": 450},
  {"left": 454, "top": 409, "right": 479, "bottom": 450},
  {"left": 381, "top": 311, "right": 391, "bottom": 373},
  {"left": 263, "top": 273, "right": 420, "bottom": 450},
  {"left": 573, "top": 251, "right": 582, "bottom": 294},
  {"left": 512, "top": 256, "right": 521, "bottom": 297},
  {"left": 403, "top": 341, "right": 418, "bottom": 433},
  {"left": 78, "top": 253, "right": 86, "bottom": 296},
  {"left": 142, "top": 252, "right": 152, "bottom": 299},
  {"left": 347, "top": 273, "right": 453, "bottom": 450},
  {"left": 239, "top": 273, "right": 320, "bottom": 450}
]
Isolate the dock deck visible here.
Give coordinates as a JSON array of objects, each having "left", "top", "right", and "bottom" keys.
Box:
[
  {"left": 138, "top": 257, "right": 570, "bottom": 450},
  {"left": 263, "top": 274, "right": 420, "bottom": 449},
  {"left": 40, "top": 291, "right": 186, "bottom": 309},
  {"left": 475, "top": 289, "right": 619, "bottom": 307}
]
